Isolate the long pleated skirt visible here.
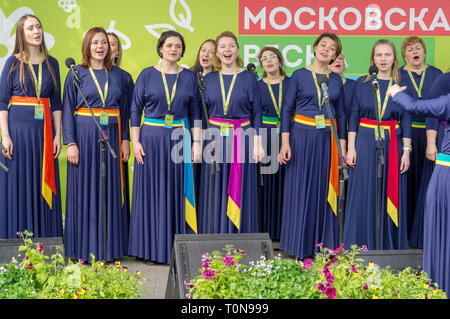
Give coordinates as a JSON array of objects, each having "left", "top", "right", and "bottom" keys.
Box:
[
  {"left": 423, "top": 159, "right": 450, "bottom": 297},
  {"left": 259, "top": 122, "right": 284, "bottom": 240},
  {"left": 197, "top": 123, "right": 259, "bottom": 234},
  {"left": 279, "top": 122, "right": 338, "bottom": 259},
  {"left": 128, "top": 124, "right": 193, "bottom": 264},
  {"left": 0, "top": 104, "right": 62, "bottom": 238},
  {"left": 64, "top": 114, "right": 128, "bottom": 262},
  {"left": 343, "top": 124, "right": 408, "bottom": 250},
  {"left": 410, "top": 122, "right": 446, "bottom": 248}
]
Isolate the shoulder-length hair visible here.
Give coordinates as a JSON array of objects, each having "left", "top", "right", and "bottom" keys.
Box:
[
  {"left": 213, "top": 31, "right": 244, "bottom": 72},
  {"left": 364, "top": 39, "right": 400, "bottom": 84},
  {"left": 10, "top": 14, "right": 58, "bottom": 94},
  {"left": 258, "top": 46, "right": 286, "bottom": 78},
  {"left": 80, "top": 27, "right": 113, "bottom": 69},
  {"left": 107, "top": 32, "right": 123, "bottom": 67},
  {"left": 157, "top": 30, "right": 186, "bottom": 60},
  {"left": 190, "top": 39, "right": 215, "bottom": 71}
]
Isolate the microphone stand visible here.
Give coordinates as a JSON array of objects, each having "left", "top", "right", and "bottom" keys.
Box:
[
  {"left": 322, "top": 93, "right": 349, "bottom": 245},
  {"left": 372, "top": 81, "right": 384, "bottom": 251},
  {"left": 196, "top": 72, "right": 219, "bottom": 234},
  {"left": 70, "top": 71, "right": 117, "bottom": 262}
]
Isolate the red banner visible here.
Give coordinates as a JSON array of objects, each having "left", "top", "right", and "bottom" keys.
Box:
[{"left": 239, "top": 0, "right": 450, "bottom": 36}]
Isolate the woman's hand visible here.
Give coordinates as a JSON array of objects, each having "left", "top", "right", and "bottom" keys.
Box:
[
  {"left": 53, "top": 135, "right": 61, "bottom": 159},
  {"left": 253, "top": 135, "right": 265, "bottom": 164},
  {"left": 192, "top": 141, "right": 202, "bottom": 163},
  {"left": 346, "top": 148, "right": 357, "bottom": 168},
  {"left": 67, "top": 143, "right": 79, "bottom": 166},
  {"left": 278, "top": 143, "right": 291, "bottom": 164},
  {"left": 132, "top": 141, "right": 145, "bottom": 165},
  {"left": 400, "top": 150, "right": 410, "bottom": 174},
  {"left": 387, "top": 84, "right": 407, "bottom": 98},
  {"left": 1, "top": 135, "right": 13, "bottom": 160},
  {"left": 122, "top": 140, "right": 130, "bottom": 162}
]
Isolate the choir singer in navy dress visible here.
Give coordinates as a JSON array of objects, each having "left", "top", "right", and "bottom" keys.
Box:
[
  {"left": 128, "top": 31, "right": 202, "bottom": 264},
  {"left": 0, "top": 15, "right": 63, "bottom": 238},
  {"left": 388, "top": 84, "right": 450, "bottom": 298},
  {"left": 344, "top": 39, "right": 412, "bottom": 250},
  {"left": 398, "top": 36, "right": 442, "bottom": 247},
  {"left": 196, "top": 31, "right": 264, "bottom": 234},
  {"left": 257, "top": 46, "right": 290, "bottom": 240},
  {"left": 62, "top": 27, "right": 129, "bottom": 262},
  {"left": 278, "top": 33, "right": 346, "bottom": 259}
]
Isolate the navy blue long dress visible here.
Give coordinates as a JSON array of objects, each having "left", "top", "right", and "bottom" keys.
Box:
[
  {"left": 128, "top": 66, "right": 200, "bottom": 264},
  {"left": 257, "top": 76, "right": 290, "bottom": 240},
  {"left": 399, "top": 65, "right": 442, "bottom": 247},
  {"left": 279, "top": 67, "right": 346, "bottom": 259},
  {"left": 343, "top": 77, "right": 412, "bottom": 250},
  {"left": 62, "top": 65, "right": 129, "bottom": 262},
  {"left": 0, "top": 55, "right": 63, "bottom": 238},
  {"left": 343, "top": 78, "right": 357, "bottom": 123},
  {"left": 196, "top": 70, "right": 262, "bottom": 234},
  {"left": 392, "top": 91, "right": 450, "bottom": 298}
]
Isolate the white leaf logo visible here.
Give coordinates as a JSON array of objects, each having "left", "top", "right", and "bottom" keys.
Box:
[
  {"left": 170, "top": 0, "right": 194, "bottom": 32},
  {"left": 107, "top": 20, "right": 131, "bottom": 50},
  {"left": 144, "top": 23, "right": 177, "bottom": 39}
]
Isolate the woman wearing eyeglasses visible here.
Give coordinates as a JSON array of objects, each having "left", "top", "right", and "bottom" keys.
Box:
[{"left": 257, "top": 47, "right": 290, "bottom": 240}]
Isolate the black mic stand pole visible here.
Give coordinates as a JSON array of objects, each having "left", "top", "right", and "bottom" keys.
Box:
[
  {"left": 196, "top": 73, "right": 219, "bottom": 234},
  {"left": 322, "top": 93, "right": 349, "bottom": 245},
  {"left": 0, "top": 144, "right": 10, "bottom": 172},
  {"left": 372, "top": 81, "right": 384, "bottom": 251},
  {"left": 71, "top": 72, "right": 117, "bottom": 262}
]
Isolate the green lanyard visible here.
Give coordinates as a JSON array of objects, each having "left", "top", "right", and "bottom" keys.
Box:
[
  {"left": 405, "top": 65, "right": 427, "bottom": 98},
  {"left": 311, "top": 65, "right": 329, "bottom": 111},
  {"left": 376, "top": 78, "right": 393, "bottom": 119},
  {"left": 219, "top": 70, "right": 238, "bottom": 116},
  {"left": 27, "top": 54, "right": 42, "bottom": 104},
  {"left": 266, "top": 76, "right": 283, "bottom": 118},
  {"left": 160, "top": 64, "right": 179, "bottom": 111},
  {"left": 89, "top": 66, "right": 108, "bottom": 107}
]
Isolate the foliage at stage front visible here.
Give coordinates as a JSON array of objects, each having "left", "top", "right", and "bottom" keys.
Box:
[
  {"left": 0, "top": 231, "right": 147, "bottom": 299},
  {"left": 186, "top": 244, "right": 447, "bottom": 299}
]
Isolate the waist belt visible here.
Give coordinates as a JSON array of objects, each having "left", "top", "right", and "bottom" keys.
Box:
[
  {"left": 262, "top": 116, "right": 280, "bottom": 125},
  {"left": 10, "top": 96, "right": 56, "bottom": 209},
  {"left": 436, "top": 153, "right": 450, "bottom": 167},
  {"left": 294, "top": 114, "right": 339, "bottom": 216},
  {"left": 75, "top": 107, "right": 124, "bottom": 207},
  {"left": 209, "top": 116, "right": 251, "bottom": 230},
  {"left": 359, "top": 118, "right": 400, "bottom": 227},
  {"left": 411, "top": 121, "right": 426, "bottom": 129},
  {"left": 143, "top": 117, "right": 197, "bottom": 233}
]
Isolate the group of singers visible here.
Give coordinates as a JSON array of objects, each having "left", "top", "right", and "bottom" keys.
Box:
[{"left": 0, "top": 14, "right": 449, "bottom": 297}]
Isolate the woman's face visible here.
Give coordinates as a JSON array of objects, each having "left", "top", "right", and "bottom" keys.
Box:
[
  {"left": 260, "top": 50, "right": 281, "bottom": 75},
  {"left": 160, "top": 36, "right": 183, "bottom": 62},
  {"left": 373, "top": 43, "right": 395, "bottom": 74},
  {"left": 314, "top": 37, "right": 337, "bottom": 64},
  {"left": 404, "top": 42, "right": 426, "bottom": 69},
  {"left": 23, "top": 17, "right": 43, "bottom": 48},
  {"left": 328, "top": 53, "right": 345, "bottom": 74},
  {"left": 108, "top": 35, "right": 119, "bottom": 64},
  {"left": 199, "top": 41, "right": 215, "bottom": 70},
  {"left": 90, "top": 32, "right": 109, "bottom": 63},
  {"left": 216, "top": 36, "right": 239, "bottom": 67}
]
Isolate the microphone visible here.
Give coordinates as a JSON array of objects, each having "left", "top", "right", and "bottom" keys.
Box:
[
  {"left": 246, "top": 63, "right": 258, "bottom": 78},
  {"left": 317, "top": 75, "right": 329, "bottom": 101},
  {"left": 65, "top": 58, "right": 81, "bottom": 83},
  {"left": 193, "top": 64, "right": 205, "bottom": 91},
  {"left": 369, "top": 65, "right": 379, "bottom": 90}
]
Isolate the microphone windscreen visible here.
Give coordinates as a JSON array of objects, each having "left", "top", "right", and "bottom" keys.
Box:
[
  {"left": 194, "top": 64, "right": 203, "bottom": 74},
  {"left": 65, "top": 58, "right": 76, "bottom": 68},
  {"left": 369, "top": 65, "right": 378, "bottom": 75},
  {"left": 246, "top": 63, "right": 256, "bottom": 72},
  {"left": 317, "top": 74, "right": 329, "bottom": 87}
]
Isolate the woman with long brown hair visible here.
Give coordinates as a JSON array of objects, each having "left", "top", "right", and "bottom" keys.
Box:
[
  {"left": 0, "top": 14, "right": 63, "bottom": 239},
  {"left": 62, "top": 27, "right": 129, "bottom": 262},
  {"left": 344, "top": 39, "right": 412, "bottom": 250}
]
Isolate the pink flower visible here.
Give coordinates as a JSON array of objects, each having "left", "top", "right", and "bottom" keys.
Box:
[
  {"left": 317, "top": 282, "right": 327, "bottom": 292},
  {"left": 351, "top": 264, "right": 358, "bottom": 273},
  {"left": 203, "top": 270, "right": 217, "bottom": 280},
  {"left": 316, "top": 243, "right": 323, "bottom": 247},
  {"left": 202, "top": 261, "right": 212, "bottom": 270},
  {"left": 27, "top": 262, "right": 33, "bottom": 270},
  {"left": 223, "top": 255, "right": 235, "bottom": 266},
  {"left": 325, "top": 272, "right": 335, "bottom": 284},
  {"left": 38, "top": 243, "right": 44, "bottom": 253},
  {"left": 201, "top": 253, "right": 210, "bottom": 262},
  {"left": 362, "top": 245, "right": 368, "bottom": 252},
  {"left": 325, "top": 286, "right": 337, "bottom": 299},
  {"left": 364, "top": 284, "right": 369, "bottom": 290},
  {"left": 303, "top": 258, "right": 312, "bottom": 270}
]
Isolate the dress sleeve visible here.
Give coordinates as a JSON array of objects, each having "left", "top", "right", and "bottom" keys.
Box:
[
  {"left": 281, "top": 72, "right": 297, "bottom": 133},
  {"left": 0, "top": 56, "right": 15, "bottom": 111},
  {"left": 62, "top": 70, "right": 78, "bottom": 145},
  {"left": 49, "top": 58, "right": 63, "bottom": 112},
  {"left": 394, "top": 92, "right": 450, "bottom": 122},
  {"left": 130, "top": 70, "right": 146, "bottom": 127}
]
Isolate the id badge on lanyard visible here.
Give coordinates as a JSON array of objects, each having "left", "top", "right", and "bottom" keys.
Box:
[{"left": 28, "top": 55, "right": 44, "bottom": 120}]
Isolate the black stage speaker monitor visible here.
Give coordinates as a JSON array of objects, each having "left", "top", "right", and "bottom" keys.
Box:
[
  {"left": 357, "top": 249, "right": 423, "bottom": 272},
  {"left": 0, "top": 237, "right": 64, "bottom": 264},
  {"left": 165, "top": 233, "right": 274, "bottom": 299}
]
